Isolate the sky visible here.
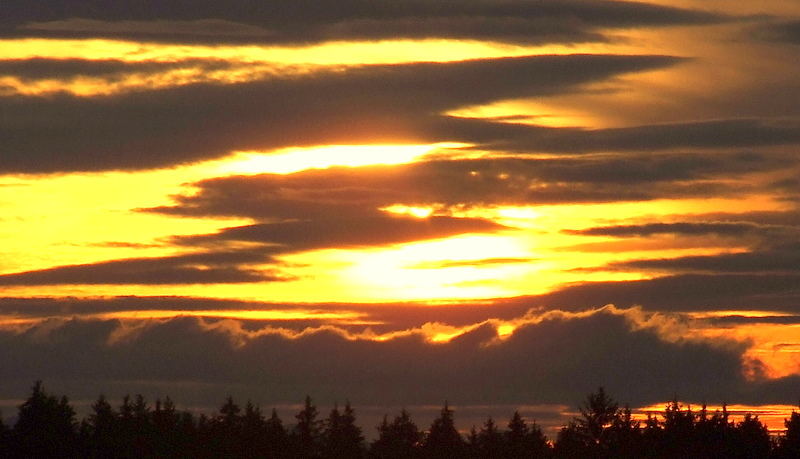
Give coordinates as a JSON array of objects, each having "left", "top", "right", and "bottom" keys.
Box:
[{"left": 1, "top": 0, "right": 800, "bottom": 433}]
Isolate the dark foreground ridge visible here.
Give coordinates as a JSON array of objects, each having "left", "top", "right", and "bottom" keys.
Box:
[{"left": 1, "top": 382, "right": 799, "bottom": 458}]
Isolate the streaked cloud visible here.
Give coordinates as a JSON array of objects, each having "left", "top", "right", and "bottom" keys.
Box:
[{"left": 2, "top": 0, "right": 723, "bottom": 45}]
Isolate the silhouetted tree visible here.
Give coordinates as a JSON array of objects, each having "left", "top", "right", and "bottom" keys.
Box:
[
  {"left": 264, "top": 408, "right": 290, "bottom": 458},
  {"left": 179, "top": 410, "right": 199, "bottom": 457},
  {"left": 86, "top": 394, "right": 118, "bottom": 457},
  {"left": 505, "top": 411, "right": 550, "bottom": 458},
  {"left": 776, "top": 408, "right": 800, "bottom": 459},
  {"left": 474, "top": 417, "right": 504, "bottom": 458},
  {"left": 292, "top": 395, "right": 322, "bottom": 458},
  {"left": 733, "top": 413, "right": 770, "bottom": 459},
  {"left": 554, "top": 420, "right": 590, "bottom": 459},
  {"left": 659, "top": 399, "right": 696, "bottom": 457},
  {"left": 0, "top": 411, "right": 10, "bottom": 458},
  {"left": 11, "top": 381, "right": 80, "bottom": 458},
  {"left": 605, "top": 405, "right": 640, "bottom": 458},
  {"left": 151, "top": 397, "right": 186, "bottom": 458},
  {"left": 241, "top": 401, "right": 267, "bottom": 458},
  {"left": 466, "top": 425, "right": 480, "bottom": 458},
  {"left": 133, "top": 394, "right": 155, "bottom": 456},
  {"left": 204, "top": 396, "right": 245, "bottom": 457},
  {"left": 423, "top": 402, "right": 466, "bottom": 458},
  {"left": 5, "top": 381, "right": 800, "bottom": 458},
  {"left": 322, "top": 401, "right": 364, "bottom": 458},
  {"left": 370, "top": 409, "right": 422, "bottom": 459},
  {"left": 554, "top": 387, "right": 621, "bottom": 458}
]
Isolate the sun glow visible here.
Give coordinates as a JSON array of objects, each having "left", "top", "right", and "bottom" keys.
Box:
[
  {"left": 497, "top": 324, "right": 516, "bottom": 337},
  {"left": 0, "top": 37, "right": 614, "bottom": 65},
  {"left": 381, "top": 205, "right": 436, "bottom": 218},
  {"left": 344, "top": 233, "right": 533, "bottom": 300},
  {"left": 215, "top": 143, "right": 468, "bottom": 176}
]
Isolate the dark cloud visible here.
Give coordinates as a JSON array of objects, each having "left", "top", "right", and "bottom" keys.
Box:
[
  {"left": 515, "top": 151, "right": 790, "bottom": 183},
  {"left": 740, "top": 375, "right": 800, "bottom": 405},
  {"left": 703, "top": 315, "right": 800, "bottom": 326},
  {"left": 753, "top": 20, "right": 800, "bottom": 45},
  {"left": 0, "top": 250, "right": 285, "bottom": 286},
  {"left": 675, "top": 209, "right": 800, "bottom": 228},
  {"left": 0, "top": 58, "right": 228, "bottom": 81},
  {"left": 151, "top": 153, "right": 791, "bottom": 224},
  {"left": 0, "top": 307, "right": 753, "bottom": 409},
  {"left": 0, "top": 0, "right": 723, "bottom": 45},
  {"left": 612, "top": 245, "right": 800, "bottom": 275},
  {"left": 565, "top": 221, "right": 789, "bottom": 237},
  {"left": 0, "top": 53, "right": 679, "bottom": 173},
  {"left": 523, "top": 273, "right": 800, "bottom": 312},
  {"left": 477, "top": 118, "right": 800, "bottom": 153},
  {"left": 179, "top": 215, "right": 505, "bottom": 252}
]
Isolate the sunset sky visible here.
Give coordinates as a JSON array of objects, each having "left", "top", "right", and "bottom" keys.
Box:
[{"left": 2, "top": 0, "right": 800, "bottom": 432}]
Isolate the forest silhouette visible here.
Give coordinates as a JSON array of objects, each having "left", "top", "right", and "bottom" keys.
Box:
[{"left": 1, "top": 382, "right": 799, "bottom": 458}]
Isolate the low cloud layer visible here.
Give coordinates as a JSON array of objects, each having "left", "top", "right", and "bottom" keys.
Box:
[{"left": 0, "top": 306, "right": 781, "bottom": 410}]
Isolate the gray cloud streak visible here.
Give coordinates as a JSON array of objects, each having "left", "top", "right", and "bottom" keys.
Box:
[
  {"left": 0, "top": 54, "right": 680, "bottom": 173},
  {"left": 1, "top": 0, "right": 724, "bottom": 44}
]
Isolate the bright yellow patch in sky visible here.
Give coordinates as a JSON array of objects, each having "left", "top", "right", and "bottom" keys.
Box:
[
  {"left": 496, "top": 324, "right": 516, "bottom": 337},
  {"left": 0, "top": 161, "right": 783, "bottom": 302},
  {"left": 217, "top": 143, "right": 468, "bottom": 175},
  {"left": 0, "top": 37, "right": 618, "bottom": 96},
  {"left": 381, "top": 205, "right": 436, "bottom": 219},
  {"left": 0, "top": 142, "right": 461, "bottom": 275},
  {"left": 0, "top": 37, "right": 611, "bottom": 64},
  {"left": 446, "top": 99, "right": 604, "bottom": 128}
]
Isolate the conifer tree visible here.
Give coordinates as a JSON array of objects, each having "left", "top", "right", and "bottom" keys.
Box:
[
  {"left": 211, "top": 396, "right": 243, "bottom": 457},
  {"left": 606, "top": 405, "right": 640, "bottom": 458},
  {"left": 554, "top": 387, "right": 622, "bottom": 458},
  {"left": 0, "top": 410, "right": 10, "bottom": 458},
  {"left": 293, "top": 395, "right": 322, "bottom": 458},
  {"left": 87, "top": 394, "right": 117, "bottom": 457},
  {"left": 152, "top": 397, "right": 183, "bottom": 458},
  {"left": 505, "top": 411, "right": 550, "bottom": 458},
  {"left": 506, "top": 410, "right": 530, "bottom": 457},
  {"left": 475, "top": 417, "right": 504, "bottom": 458},
  {"left": 12, "top": 381, "right": 79, "bottom": 458},
  {"left": 370, "top": 409, "right": 422, "bottom": 459},
  {"left": 264, "top": 408, "right": 289, "bottom": 458},
  {"left": 777, "top": 409, "right": 800, "bottom": 459},
  {"left": 131, "top": 394, "right": 154, "bottom": 457},
  {"left": 242, "top": 401, "right": 267, "bottom": 457},
  {"left": 734, "top": 413, "right": 770, "bottom": 459},
  {"left": 466, "top": 425, "right": 480, "bottom": 458},
  {"left": 423, "top": 402, "right": 465, "bottom": 458},
  {"left": 323, "top": 401, "right": 365, "bottom": 458}
]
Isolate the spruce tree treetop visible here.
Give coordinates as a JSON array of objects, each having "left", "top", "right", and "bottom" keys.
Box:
[{"left": 423, "top": 401, "right": 466, "bottom": 458}]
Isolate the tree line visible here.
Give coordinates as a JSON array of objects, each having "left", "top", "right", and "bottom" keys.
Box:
[{"left": 1, "top": 382, "right": 799, "bottom": 458}]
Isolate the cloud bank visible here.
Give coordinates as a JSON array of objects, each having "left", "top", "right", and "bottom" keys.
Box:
[{"left": 2, "top": 305, "right": 785, "bottom": 410}]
